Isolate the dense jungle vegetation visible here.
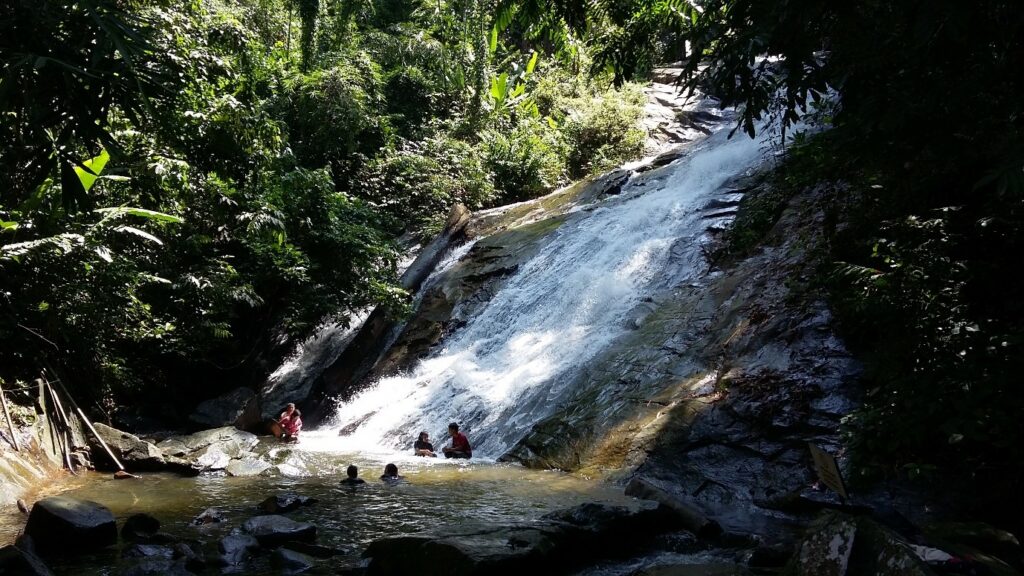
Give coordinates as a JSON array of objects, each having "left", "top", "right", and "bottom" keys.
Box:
[
  {"left": 0, "top": 0, "right": 646, "bottom": 420},
  {"left": 3, "top": 0, "right": 1023, "bottom": 526}
]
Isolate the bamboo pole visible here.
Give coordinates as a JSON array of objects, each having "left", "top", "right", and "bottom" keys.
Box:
[
  {"left": 45, "top": 381, "right": 77, "bottom": 475},
  {"left": 37, "top": 379, "right": 57, "bottom": 457},
  {"left": 48, "top": 375, "right": 124, "bottom": 472},
  {"left": 0, "top": 379, "right": 20, "bottom": 451}
]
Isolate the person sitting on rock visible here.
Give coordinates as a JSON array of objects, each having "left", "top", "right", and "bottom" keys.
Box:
[
  {"left": 277, "top": 403, "right": 302, "bottom": 442},
  {"left": 442, "top": 422, "right": 472, "bottom": 459},
  {"left": 340, "top": 464, "right": 366, "bottom": 486},
  {"left": 380, "top": 463, "right": 403, "bottom": 482},
  {"left": 414, "top": 431, "right": 436, "bottom": 457}
]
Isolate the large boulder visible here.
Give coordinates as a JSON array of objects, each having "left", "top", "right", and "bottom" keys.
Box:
[
  {"left": 243, "top": 515, "right": 317, "bottom": 547},
  {"left": 23, "top": 496, "right": 117, "bottom": 556},
  {"left": 189, "top": 387, "right": 262, "bottom": 432},
  {"left": 791, "top": 511, "right": 935, "bottom": 576},
  {"left": 90, "top": 423, "right": 166, "bottom": 471},
  {"left": 156, "top": 427, "right": 258, "bottom": 471},
  {"left": 0, "top": 544, "right": 54, "bottom": 576}
]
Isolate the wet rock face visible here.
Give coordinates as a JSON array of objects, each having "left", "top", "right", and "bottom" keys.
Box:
[
  {"left": 494, "top": 184, "right": 862, "bottom": 544},
  {"left": 189, "top": 387, "right": 262, "bottom": 432},
  {"left": 23, "top": 496, "right": 117, "bottom": 556}
]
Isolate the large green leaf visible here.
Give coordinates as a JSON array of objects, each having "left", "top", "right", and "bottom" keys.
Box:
[
  {"left": 74, "top": 149, "right": 111, "bottom": 192},
  {"left": 93, "top": 206, "right": 183, "bottom": 223}
]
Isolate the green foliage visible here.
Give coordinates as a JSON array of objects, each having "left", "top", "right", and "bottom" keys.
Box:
[
  {"left": 360, "top": 135, "right": 495, "bottom": 233},
  {"left": 560, "top": 83, "right": 646, "bottom": 178},
  {"left": 482, "top": 121, "right": 566, "bottom": 203},
  {"left": 0, "top": 0, "right": 648, "bottom": 419}
]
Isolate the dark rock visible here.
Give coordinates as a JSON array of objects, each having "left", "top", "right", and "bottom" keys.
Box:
[
  {"left": 243, "top": 515, "right": 317, "bottom": 547},
  {"left": 191, "top": 507, "right": 225, "bottom": 526},
  {"left": 217, "top": 534, "right": 260, "bottom": 566},
  {"left": 258, "top": 494, "right": 318, "bottom": 514},
  {"left": 0, "top": 545, "right": 54, "bottom": 576},
  {"left": 90, "top": 423, "right": 166, "bottom": 472},
  {"left": 272, "top": 548, "right": 316, "bottom": 574},
  {"left": 628, "top": 564, "right": 751, "bottom": 576},
  {"left": 122, "top": 544, "right": 174, "bottom": 559},
  {"left": 24, "top": 496, "right": 117, "bottom": 556},
  {"left": 171, "top": 542, "right": 206, "bottom": 572},
  {"left": 281, "top": 541, "right": 349, "bottom": 558},
  {"left": 748, "top": 544, "right": 791, "bottom": 568},
  {"left": 791, "top": 512, "right": 856, "bottom": 576},
  {"left": 121, "top": 558, "right": 194, "bottom": 576},
  {"left": 625, "top": 477, "right": 722, "bottom": 538},
  {"left": 122, "top": 513, "right": 161, "bottom": 541},
  {"left": 364, "top": 505, "right": 670, "bottom": 576},
  {"left": 189, "top": 387, "right": 262, "bottom": 432}
]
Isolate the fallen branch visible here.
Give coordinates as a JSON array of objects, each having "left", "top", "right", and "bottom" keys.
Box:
[{"left": 0, "top": 379, "right": 20, "bottom": 451}]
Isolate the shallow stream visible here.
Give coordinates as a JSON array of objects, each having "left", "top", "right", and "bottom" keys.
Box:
[{"left": 4, "top": 432, "right": 643, "bottom": 574}]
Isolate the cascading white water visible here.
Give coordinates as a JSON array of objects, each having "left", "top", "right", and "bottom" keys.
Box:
[{"left": 313, "top": 124, "right": 775, "bottom": 460}]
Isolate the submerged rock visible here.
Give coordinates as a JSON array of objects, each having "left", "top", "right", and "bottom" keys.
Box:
[
  {"left": 191, "top": 507, "right": 226, "bottom": 526},
  {"left": 121, "top": 558, "right": 194, "bottom": 576},
  {"left": 122, "top": 544, "right": 175, "bottom": 560},
  {"left": 272, "top": 548, "right": 316, "bottom": 574},
  {"left": 122, "top": 513, "right": 161, "bottom": 541},
  {"left": 258, "top": 494, "right": 318, "bottom": 514},
  {"left": 243, "top": 515, "right": 317, "bottom": 547},
  {"left": 364, "top": 503, "right": 671, "bottom": 576},
  {"left": 24, "top": 496, "right": 117, "bottom": 556}
]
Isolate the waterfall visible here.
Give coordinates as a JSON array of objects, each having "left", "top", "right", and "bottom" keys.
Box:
[{"left": 313, "top": 123, "right": 775, "bottom": 459}]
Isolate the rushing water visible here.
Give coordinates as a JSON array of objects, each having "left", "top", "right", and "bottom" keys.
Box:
[{"left": 325, "top": 122, "right": 772, "bottom": 459}]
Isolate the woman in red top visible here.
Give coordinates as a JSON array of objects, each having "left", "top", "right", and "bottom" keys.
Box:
[
  {"left": 277, "top": 403, "right": 303, "bottom": 442},
  {"left": 442, "top": 422, "right": 471, "bottom": 459}
]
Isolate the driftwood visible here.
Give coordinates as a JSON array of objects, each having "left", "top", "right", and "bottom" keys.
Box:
[
  {"left": 47, "top": 374, "right": 125, "bottom": 472},
  {"left": 0, "top": 378, "right": 20, "bottom": 451},
  {"left": 44, "top": 380, "right": 77, "bottom": 475}
]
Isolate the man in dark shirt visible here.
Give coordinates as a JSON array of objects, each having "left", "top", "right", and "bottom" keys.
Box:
[
  {"left": 442, "top": 422, "right": 472, "bottom": 459},
  {"left": 414, "top": 431, "right": 436, "bottom": 457},
  {"left": 340, "top": 464, "right": 366, "bottom": 485}
]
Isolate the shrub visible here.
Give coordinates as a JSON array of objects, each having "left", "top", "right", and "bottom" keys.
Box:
[
  {"left": 358, "top": 135, "right": 494, "bottom": 234},
  {"left": 482, "top": 120, "right": 566, "bottom": 204},
  {"left": 560, "top": 83, "right": 646, "bottom": 178}
]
